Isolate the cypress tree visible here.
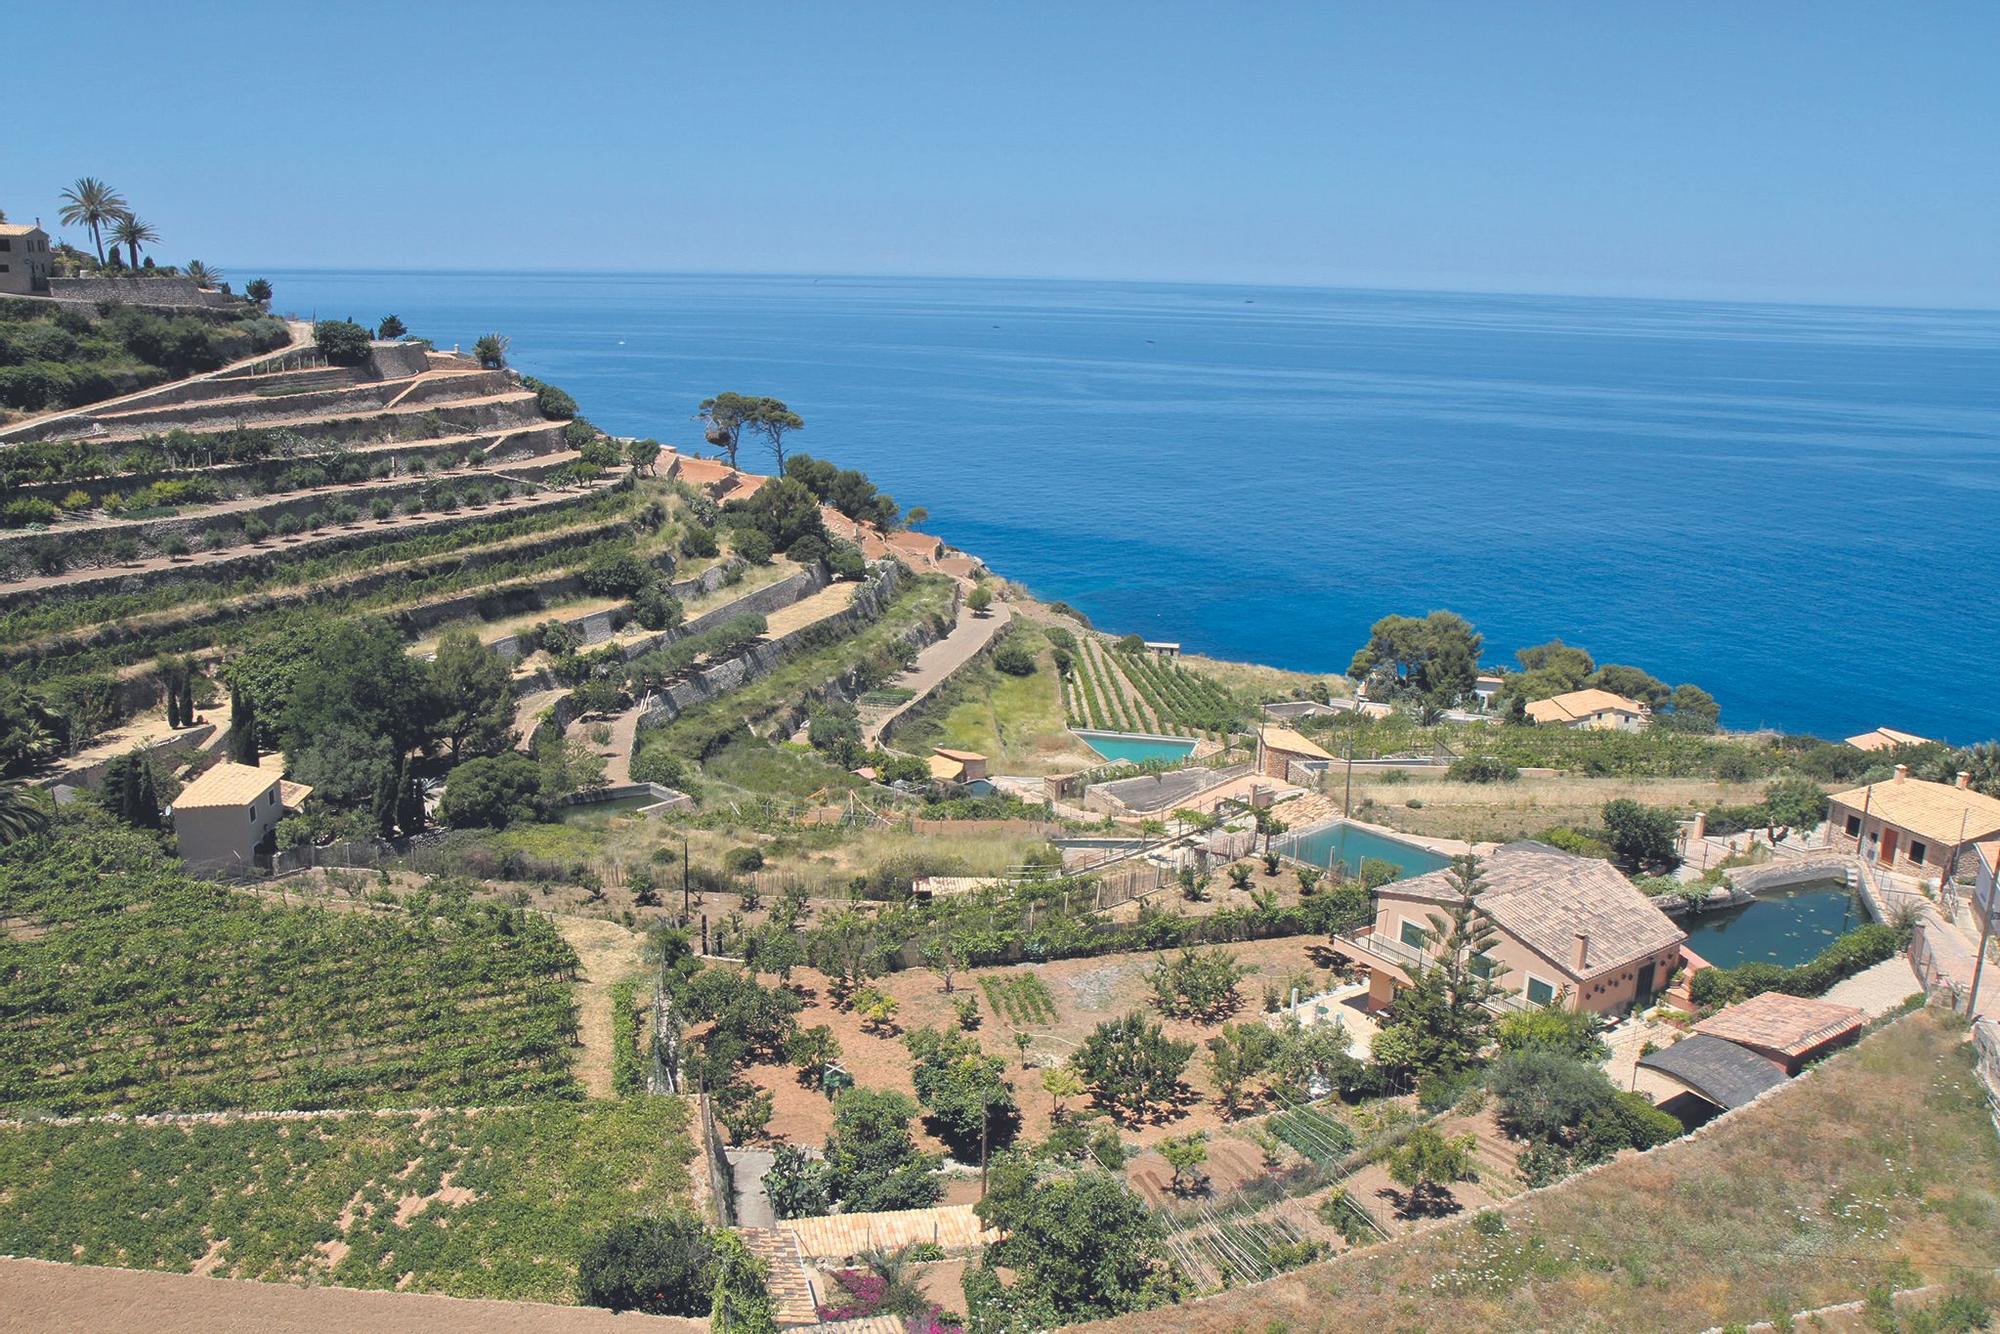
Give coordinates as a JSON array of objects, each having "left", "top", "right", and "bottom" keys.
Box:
[
  {"left": 395, "top": 755, "right": 425, "bottom": 837},
  {"left": 372, "top": 760, "right": 401, "bottom": 839},
  {"left": 229, "top": 688, "right": 257, "bottom": 764},
  {"left": 163, "top": 667, "right": 184, "bottom": 730}
]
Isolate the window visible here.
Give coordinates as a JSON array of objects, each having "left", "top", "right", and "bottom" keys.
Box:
[
  {"left": 1909, "top": 841, "right": 1927, "bottom": 865},
  {"left": 1845, "top": 815, "right": 1862, "bottom": 836},
  {"left": 1398, "top": 919, "right": 1429, "bottom": 950},
  {"left": 0, "top": 239, "right": 11, "bottom": 252},
  {"left": 249, "top": 809, "right": 256, "bottom": 824},
  {"left": 1525, "top": 976, "right": 1556, "bottom": 1006},
  {"left": 1469, "top": 953, "right": 1498, "bottom": 979}
]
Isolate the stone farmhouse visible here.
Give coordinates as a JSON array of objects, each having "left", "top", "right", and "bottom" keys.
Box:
[
  {"left": 1332, "top": 841, "right": 1686, "bottom": 1017},
  {"left": 1826, "top": 764, "right": 2000, "bottom": 881},
  {"left": 1524, "top": 687, "right": 1650, "bottom": 731}
]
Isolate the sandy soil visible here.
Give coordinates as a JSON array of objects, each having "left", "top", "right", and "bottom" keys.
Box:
[{"left": 724, "top": 935, "right": 1356, "bottom": 1161}]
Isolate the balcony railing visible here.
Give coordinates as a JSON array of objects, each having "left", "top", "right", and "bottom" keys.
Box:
[{"left": 1335, "top": 927, "right": 1532, "bottom": 1013}]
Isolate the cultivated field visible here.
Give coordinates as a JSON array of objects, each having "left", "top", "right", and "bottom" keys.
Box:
[
  {"left": 1077, "top": 1010, "right": 2000, "bottom": 1334},
  {"left": 0, "top": 1099, "right": 694, "bottom": 1305}
]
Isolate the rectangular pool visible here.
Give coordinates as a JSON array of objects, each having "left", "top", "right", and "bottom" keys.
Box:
[
  {"left": 1073, "top": 729, "right": 1199, "bottom": 765},
  {"left": 1681, "top": 882, "right": 1862, "bottom": 969},
  {"left": 1275, "top": 820, "right": 1451, "bottom": 880}
]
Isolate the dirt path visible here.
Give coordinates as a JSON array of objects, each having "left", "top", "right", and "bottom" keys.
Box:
[
  {"left": 556, "top": 917, "right": 650, "bottom": 1098},
  {"left": 864, "top": 600, "right": 1012, "bottom": 743}
]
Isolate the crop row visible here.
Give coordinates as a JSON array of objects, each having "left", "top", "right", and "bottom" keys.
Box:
[
  {"left": 1115, "top": 648, "right": 1241, "bottom": 736},
  {"left": 0, "top": 815, "right": 585, "bottom": 1116},
  {"left": 0, "top": 1098, "right": 694, "bottom": 1305},
  {"left": 978, "top": 973, "right": 1056, "bottom": 1026}
]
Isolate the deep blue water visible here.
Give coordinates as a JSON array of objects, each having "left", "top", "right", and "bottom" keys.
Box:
[
  {"left": 253, "top": 270, "right": 2000, "bottom": 742},
  {"left": 1680, "top": 885, "right": 1861, "bottom": 969}
]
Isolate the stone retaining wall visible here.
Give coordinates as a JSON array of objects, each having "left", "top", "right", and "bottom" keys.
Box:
[
  {"left": 492, "top": 559, "right": 745, "bottom": 664},
  {"left": 0, "top": 511, "right": 634, "bottom": 674},
  {"left": 9, "top": 421, "right": 567, "bottom": 508},
  {"left": 46, "top": 276, "right": 241, "bottom": 309},
  {"left": 0, "top": 485, "right": 607, "bottom": 615},
  {"left": 639, "top": 563, "right": 905, "bottom": 728},
  {"left": 0, "top": 455, "right": 578, "bottom": 571}
]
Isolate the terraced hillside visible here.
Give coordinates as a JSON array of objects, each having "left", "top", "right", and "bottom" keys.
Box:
[{"left": 0, "top": 332, "right": 667, "bottom": 772}]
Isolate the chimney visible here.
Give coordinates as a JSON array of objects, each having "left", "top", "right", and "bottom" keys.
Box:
[
  {"left": 1573, "top": 931, "right": 1590, "bottom": 972},
  {"left": 1893, "top": 763, "right": 1909, "bottom": 784},
  {"left": 1957, "top": 771, "right": 1972, "bottom": 791}
]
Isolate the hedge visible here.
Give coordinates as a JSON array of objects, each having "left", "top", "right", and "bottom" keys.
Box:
[{"left": 1690, "top": 922, "right": 1902, "bottom": 1006}]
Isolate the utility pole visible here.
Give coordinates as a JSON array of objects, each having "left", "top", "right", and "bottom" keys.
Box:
[
  {"left": 681, "top": 832, "right": 691, "bottom": 921},
  {"left": 1342, "top": 718, "right": 1356, "bottom": 818}
]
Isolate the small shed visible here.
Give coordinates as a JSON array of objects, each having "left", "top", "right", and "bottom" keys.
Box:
[
  {"left": 1638, "top": 1033, "right": 1787, "bottom": 1113},
  {"left": 1692, "top": 992, "right": 1866, "bottom": 1074}
]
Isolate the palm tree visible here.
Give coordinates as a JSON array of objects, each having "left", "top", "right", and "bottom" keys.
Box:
[
  {"left": 110, "top": 214, "right": 159, "bottom": 270},
  {"left": 58, "top": 177, "right": 128, "bottom": 265},
  {"left": 0, "top": 782, "right": 50, "bottom": 846},
  {"left": 184, "top": 260, "right": 222, "bottom": 289}
]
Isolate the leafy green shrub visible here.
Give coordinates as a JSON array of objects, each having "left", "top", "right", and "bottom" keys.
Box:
[
  {"left": 993, "top": 643, "right": 1036, "bottom": 677},
  {"left": 1448, "top": 755, "right": 1519, "bottom": 783},
  {"left": 680, "top": 525, "right": 719, "bottom": 559},
  {"left": 0, "top": 497, "right": 58, "bottom": 528},
  {"left": 522, "top": 375, "right": 578, "bottom": 419},
  {"left": 576, "top": 1212, "right": 715, "bottom": 1316},
  {"left": 312, "top": 319, "right": 372, "bottom": 365},
  {"left": 723, "top": 846, "right": 765, "bottom": 874}
]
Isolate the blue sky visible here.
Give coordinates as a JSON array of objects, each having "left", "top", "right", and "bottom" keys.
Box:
[{"left": 8, "top": 1, "right": 1997, "bottom": 305}]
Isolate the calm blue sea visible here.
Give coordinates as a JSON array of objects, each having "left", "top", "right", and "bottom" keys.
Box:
[{"left": 252, "top": 270, "right": 2000, "bottom": 743}]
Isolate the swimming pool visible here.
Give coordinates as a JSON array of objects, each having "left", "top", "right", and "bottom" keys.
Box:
[
  {"left": 1275, "top": 820, "right": 1452, "bottom": 881},
  {"left": 1680, "top": 882, "right": 1862, "bottom": 969},
  {"left": 1073, "top": 729, "right": 1199, "bottom": 765}
]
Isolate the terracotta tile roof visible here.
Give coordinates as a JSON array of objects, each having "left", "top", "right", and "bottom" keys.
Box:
[
  {"left": 1259, "top": 724, "right": 1334, "bottom": 760},
  {"left": 928, "top": 754, "right": 967, "bottom": 782},
  {"left": 722, "top": 473, "right": 771, "bottom": 502},
  {"left": 0, "top": 224, "right": 44, "bottom": 236},
  {"left": 932, "top": 747, "right": 987, "bottom": 763},
  {"left": 277, "top": 779, "right": 314, "bottom": 809},
  {"left": 1694, "top": 992, "right": 1865, "bottom": 1059},
  {"left": 778, "top": 1204, "right": 998, "bottom": 1261},
  {"left": 1524, "top": 688, "right": 1649, "bottom": 725},
  {"left": 1845, "top": 727, "right": 1934, "bottom": 752},
  {"left": 1826, "top": 775, "right": 2000, "bottom": 847},
  {"left": 1977, "top": 838, "right": 2000, "bottom": 874},
  {"left": 733, "top": 1227, "right": 818, "bottom": 1325},
  {"left": 886, "top": 530, "right": 943, "bottom": 558},
  {"left": 1385, "top": 840, "right": 1685, "bottom": 980},
  {"left": 171, "top": 762, "right": 278, "bottom": 810}
]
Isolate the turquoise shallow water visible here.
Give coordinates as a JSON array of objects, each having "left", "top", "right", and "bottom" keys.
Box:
[
  {"left": 1275, "top": 821, "right": 1452, "bottom": 880},
  {"left": 1680, "top": 884, "right": 1861, "bottom": 969},
  {"left": 253, "top": 270, "right": 2000, "bottom": 742},
  {"left": 1073, "top": 730, "right": 1199, "bottom": 764}
]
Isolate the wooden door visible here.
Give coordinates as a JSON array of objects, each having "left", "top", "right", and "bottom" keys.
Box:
[{"left": 1879, "top": 828, "right": 1898, "bottom": 865}]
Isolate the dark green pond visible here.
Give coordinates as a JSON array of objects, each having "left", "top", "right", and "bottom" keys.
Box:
[{"left": 1680, "top": 882, "right": 1862, "bottom": 969}]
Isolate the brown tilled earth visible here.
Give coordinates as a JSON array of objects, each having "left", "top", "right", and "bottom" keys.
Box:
[{"left": 0, "top": 1258, "right": 704, "bottom": 1334}]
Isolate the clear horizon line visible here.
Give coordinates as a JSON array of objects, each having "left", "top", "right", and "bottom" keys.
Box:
[{"left": 216, "top": 263, "right": 2000, "bottom": 317}]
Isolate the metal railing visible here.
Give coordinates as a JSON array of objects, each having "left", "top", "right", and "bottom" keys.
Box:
[{"left": 1334, "top": 927, "right": 1531, "bottom": 1013}]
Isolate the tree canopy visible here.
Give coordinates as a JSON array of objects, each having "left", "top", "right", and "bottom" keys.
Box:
[{"left": 1348, "top": 610, "right": 1482, "bottom": 700}]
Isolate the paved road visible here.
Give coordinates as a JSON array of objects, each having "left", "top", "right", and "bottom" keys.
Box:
[
  {"left": 725, "top": 1146, "right": 778, "bottom": 1228},
  {"left": 863, "top": 601, "right": 1012, "bottom": 744}
]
